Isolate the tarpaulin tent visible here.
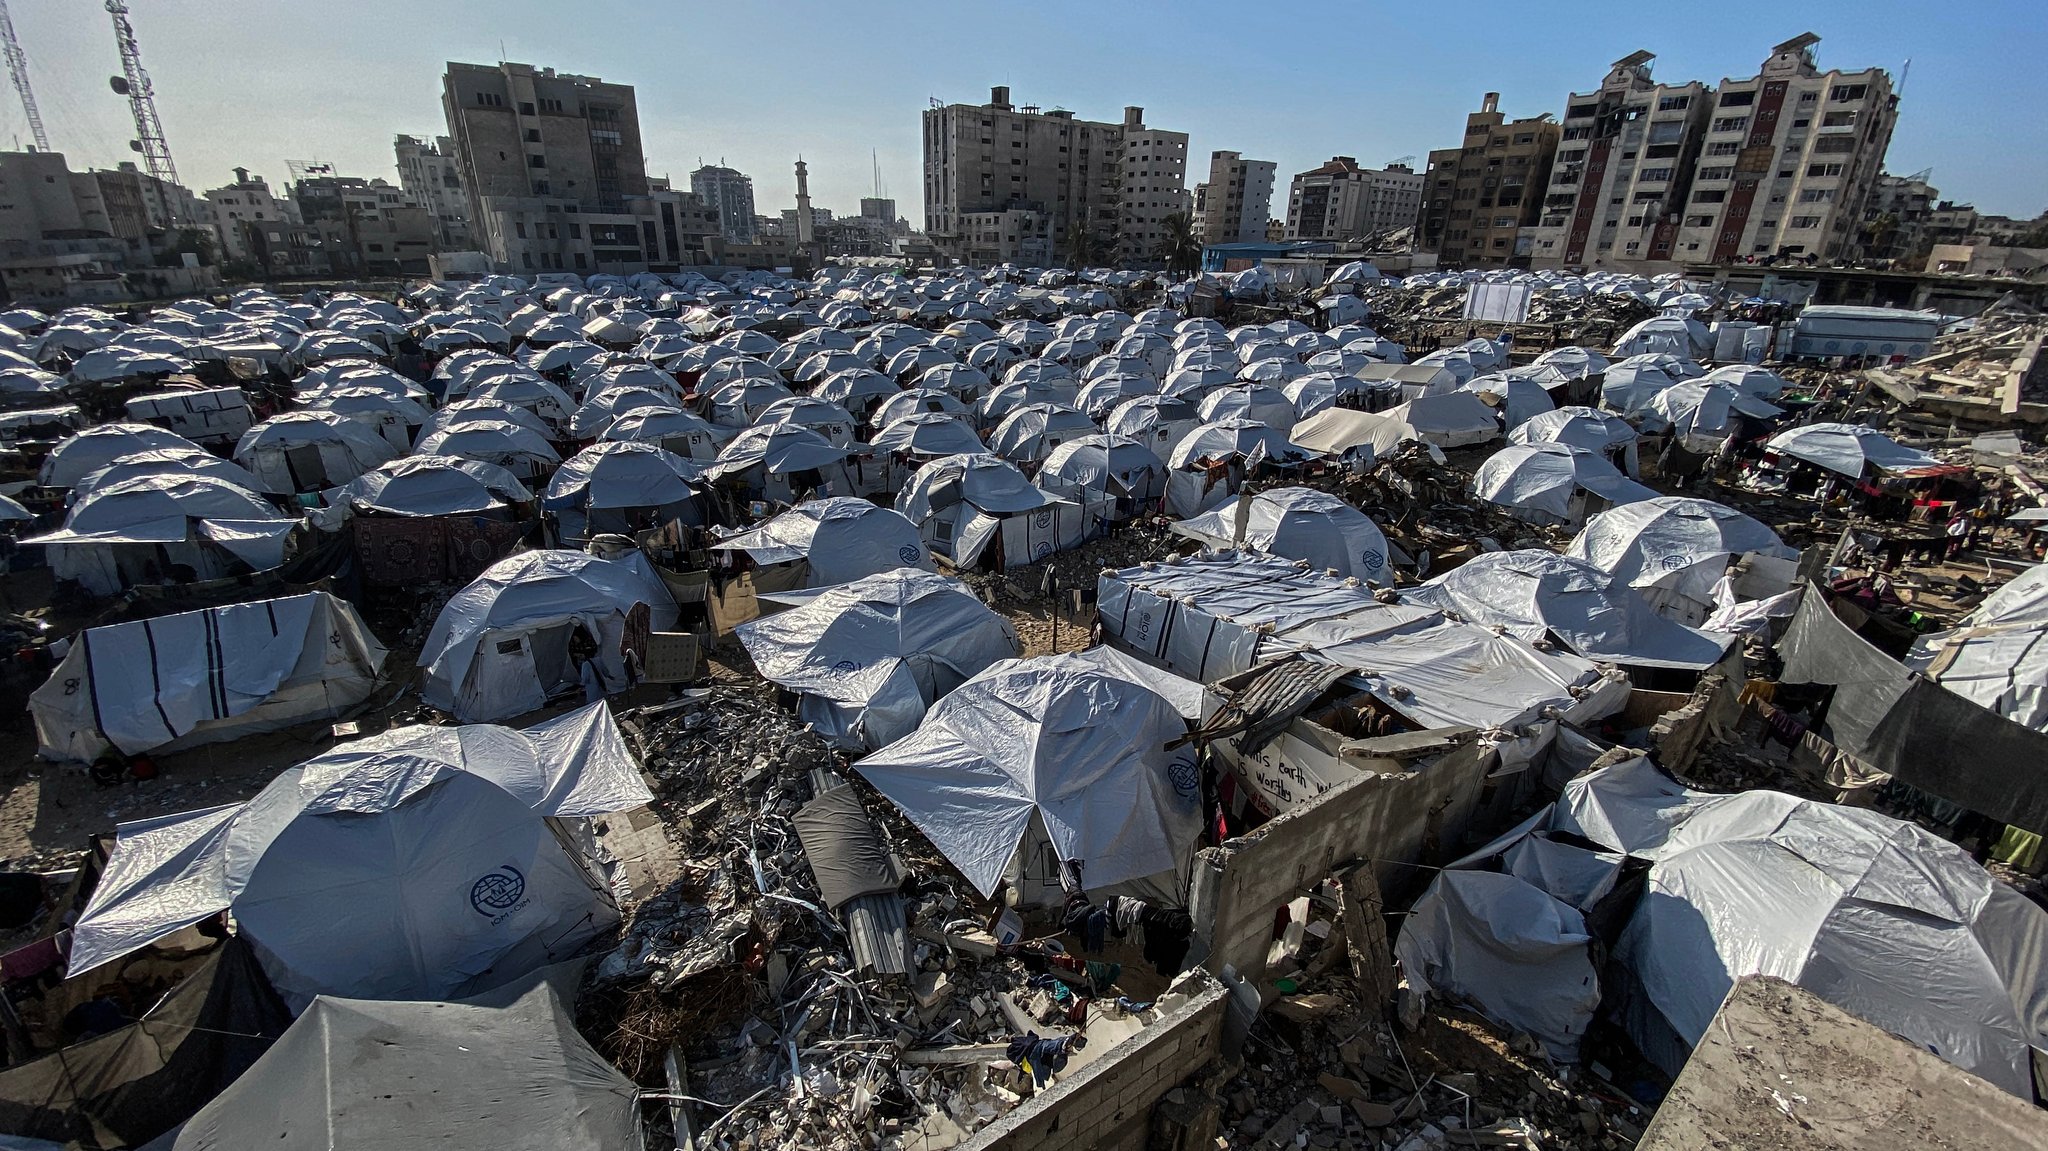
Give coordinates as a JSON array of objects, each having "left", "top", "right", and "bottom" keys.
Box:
[
  {"left": 32, "top": 591, "right": 386, "bottom": 762},
  {"left": 1906, "top": 564, "right": 2048, "bottom": 733},
  {"left": 1764, "top": 422, "right": 1945, "bottom": 479},
  {"left": 988, "top": 403, "right": 1095, "bottom": 464},
  {"left": 713, "top": 496, "right": 930, "bottom": 588},
  {"left": 1567, "top": 497, "right": 1796, "bottom": 625},
  {"left": 1460, "top": 372, "right": 1556, "bottom": 432},
  {"left": 1639, "top": 381, "right": 1782, "bottom": 451},
  {"left": 0, "top": 939, "right": 290, "bottom": 1151},
  {"left": 1568, "top": 761, "right": 2048, "bottom": 1096},
  {"left": 1104, "top": 394, "right": 1200, "bottom": 457},
  {"left": 28, "top": 475, "right": 297, "bottom": 596},
  {"left": 1395, "top": 869, "right": 1602, "bottom": 1061},
  {"left": 154, "top": 976, "right": 638, "bottom": 1151},
  {"left": 1401, "top": 550, "right": 1732, "bottom": 671},
  {"left": 38, "top": 423, "right": 201, "bottom": 489},
  {"left": 234, "top": 411, "right": 399, "bottom": 494},
  {"left": 898, "top": 452, "right": 1094, "bottom": 569},
  {"left": 703, "top": 422, "right": 857, "bottom": 503},
  {"left": 1508, "top": 406, "right": 1640, "bottom": 476},
  {"left": 322, "top": 455, "right": 530, "bottom": 520},
  {"left": 870, "top": 412, "right": 987, "bottom": 459},
  {"left": 412, "top": 419, "right": 562, "bottom": 480},
  {"left": 1172, "top": 487, "right": 1397, "bottom": 584},
  {"left": 419, "top": 549, "right": 677, "bottom": 721},
  {"left": 1036, "top": 434, "right": 1167, "bottom": 515},
  {"left": 1165, "top": 419, "right": 1315, "bottom": 518},
  {"left": 544, "top": 441, "right": 700, "bottom": 546},
  {"left": 857, "top": 655, "right": 1200, "bottom": 902},
  {"left": 1471, "top": 443, "right": 1656, "bottom": 527},
  {"left": 73, "top": 446, "right": 274, "bottom": 499},
  {"left": 68, "top": 702, "right": 649, "bottom": 1008},
  {"left": 737, "top": 568, "right": 1019, "bottom": 750}
]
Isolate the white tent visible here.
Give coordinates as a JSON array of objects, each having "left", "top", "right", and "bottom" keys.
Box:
[
  {"left": 1197, "top": 384, "right": 1296, "bottom": 433},
  {"left": 1639, "top": 380, "right": 1783, "bottom": 451},
  {"left": 1566, "top": 497, "right": 1796, "bottom": 625},
  {"left": 1906, "top": 563, "right": 2048, "bottom": 732},
  {"left": 235, "top": 411, "right": 399, "bottom": 493},
  {"left": 72, "top": 446, "right": 274, "bottom": 499},
  {"left": 1471, "top": 442, "right": 1656, "bottom": 526},
  {"left": 703, "top": 422, "right": 860, "bottom": 503},
  {"left": 1401, "top": 550, "right": 1732, "bottom": 670},
  {"left": 1381, "top": 393, "right": 1503, "bottom": 448},
  {"left": 1036, "top": 434, "right": 1167, "bottom": 514},
  {"left": 1104, "top": 395, "right": 1201, "bottom": 457},
  {"left": 897, "top": 452, "right": 1093, "bottom": 568},
  {"left": 1165, "top": 419, "right": 1316, "bottom": 518},
  {"left": 737, "top": 568, "right": 1020, "bottom": 750},
  {"left": 857, "top": 655, "right": 1200, "bottom": 902},
  {"left": 988, "top": 403, "right": 1095, "bottom": 464},
  {"left": 67, "top": 702, "right": 649, "bottom": 1008},
  {"left": 324, "top": 455, "right": 530, "bottom": 520},
  {"left": 161, "top": 980, "right": 642, "bottom": 1151},
  {"left": 1508, "top": 406, "right": 1640, "bottom": 476},
  {"left": 1612, "top": 316, "right": 1710, "bottom": 360},
  {"left": 28, "top": 475, "right": 297, "bottom": 596},
  {"left": 712, "top": 496, "right": 930, "bottom": 587},
  {"left": 1764, "top": 422, "right": 1944, "bottom": 478},
  {"left": 1565, "top": 762, "right": 2048, "bottom": 1096},
  {"left": 420, "top": 549, "right": 678, "bottom": 721},
  {"left": 1460, "top": 372, "right": 1556, "bottom": 431},
  {"left": 870, "top": 412, "right": 987, "bottom": 459},
  {"left": 31, "top": 591, "right": 386, "bottom": 762},
  {"left": 1173, "top": 487, "right": 1397, "bottom": 583},
  {"left": 544, "top": 441, "right": 700, "bottom": 546},
  {"left": 413, "top": 419, "right": 562, "bottom": 480},
  {"left": 38, "top": 423, "right": 200, "bottom": 488}
]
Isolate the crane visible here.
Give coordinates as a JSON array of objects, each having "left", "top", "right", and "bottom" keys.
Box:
[
  {"left": 106, "top": 0, "right": 178, "bottom": 189},
  {"left": 0, "top": 0, "right": 49, "bottom": 152}
]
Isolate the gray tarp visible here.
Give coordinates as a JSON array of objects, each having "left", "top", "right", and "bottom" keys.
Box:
[
  {"left": 151, "top": 980, "right": 640, "bottom": 1150},
  {"left": 1779, "top": 589, "right": 2048, "bottom": 835},
  {"left": 0, "top": 939, "right": 291, "bottom": 1151},
  {"left": 793, "top": 786, "right": 907, "bottom": 910}
]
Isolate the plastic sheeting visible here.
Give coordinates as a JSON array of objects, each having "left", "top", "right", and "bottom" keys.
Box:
[
  {"left": 324, "top": 455, "right": 530, "bottom": 519},
  {"left": 1172, "top": 487, "right": 1397, "bottom": 583},
  {"left": 1395, "top": 870, "right": 1600, "bottom": 1061},
  {"left": 1908, "top": 565, "right": 2048, "bottom": 733},
  {"left": 1566, "top": 497, "right": 1795, "bottom": 624},
  {"left": 1766, "top": 422, "right": 1945, "bottom": 478},
  {"left": 858, "top": 656, "right": 1199, "bottom": 898},
  {"left": 1779, "top": 589, "right": 2048, "bottom": 835},
  {"left": 737, "top": 569, "right": 1020, "bottom": 750},
  {"left": 713, "top": 497, "right": 929, "bottom": 587},
  {"left": 1402, "top": 550, "right": 1732, "bottom": 670},
  {"left": 31, "top": 592, "right": 387, "bottom": 762},
  {"left": 419, "top": 549, "right": 677, "bottom": 721},
  {"left": 68, "top": 702, "right": 648, "bottom": 1007},
  {"left": 158, "top": 980, "right": 641, "bottom": 1150},
  {"left": 39, "top": 423, "right": 200, "bottom": 488},
  {"left": 1471, "top": 443, "right": 1655, "bottom": 525}
]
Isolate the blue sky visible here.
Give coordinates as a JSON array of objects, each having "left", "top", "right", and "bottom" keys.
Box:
[{"left": 6, "top": 0, "right": 2042, "bottom": 220}]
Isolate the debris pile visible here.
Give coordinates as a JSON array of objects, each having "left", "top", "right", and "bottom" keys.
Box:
[{"left": 595, "top": 685, "right": 1199, "bottom": 1149}]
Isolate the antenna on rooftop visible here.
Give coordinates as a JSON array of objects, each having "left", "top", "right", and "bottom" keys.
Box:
[{"left": 105, "top": 1, "right": 177, "bottom": 187}]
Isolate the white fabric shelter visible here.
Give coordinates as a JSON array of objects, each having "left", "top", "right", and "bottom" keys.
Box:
[
  {"left": 1471, "top": 443, "right": 1655, "bottom": 526},
  {"left": 420, "top": 550, "right": 678, "bottom": 721},
  {"left": 235, "top": 411, "right": 399, "bottom": 493},
  {"left": 738, "top": 568, "right": 1020, "bottom": 750},
  {"left": 68, "top": 702, "right": 648, "bottom": 1008},
  {"left": 1401, "top": 550, "right": 1732, "bottom": 670},
  {"left": 31, "top": 592, "right": 386, "bottom": 762},
  {"left": 1907, "top": 563, "right": 2048, "bottom": 732},
  {"left": 1765, "top": 422, "right": 1944, "bottom": 478},
  {"left": 1173, "top": 487, "right": 1397, "bottom": 583},
  {"left": 1567, "top": 497, "right": 1796, "bottom": 625},
  {"left": 858, "top": 655, "right": 1200, "bottom": 899},
  {"left": 713, "top": 497, "right": 930, "bottom": 587}
]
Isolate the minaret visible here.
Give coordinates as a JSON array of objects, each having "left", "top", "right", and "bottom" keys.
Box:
[{"left": 794, "top": 158, "right": 815, "bottom": 246}]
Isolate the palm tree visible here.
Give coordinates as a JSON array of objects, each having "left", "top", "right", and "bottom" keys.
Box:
[{"left": 1161, "top": 211, "right": 1201, "bottom": 279}]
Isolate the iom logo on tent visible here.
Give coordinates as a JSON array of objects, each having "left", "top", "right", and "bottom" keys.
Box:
[
  {"left": 1659, "top": 553, "right": 1694, "bottom": 572},
  {"left": 1167, "top": 754, "right": 1200, "bottom": 800},
  {"left": 899, "top": 545, "right": 923, "bottom": 565},
  {"left": 471, "top": 865, "right": 528, "bottom": 923},
  {"left": 1360, "top": 549, "right": 1385, "bottom": 573}
]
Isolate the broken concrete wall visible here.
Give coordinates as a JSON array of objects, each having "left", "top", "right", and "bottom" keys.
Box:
[
  {"left": 1647, "top": 673, "right": 1740, "bottom": 775},
  {"left": 1189, "top": 739, "right": 1498, "bottom": 985},
  {"left": 960, "top": 970, "right": 1228, "bottom": 1151}
]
